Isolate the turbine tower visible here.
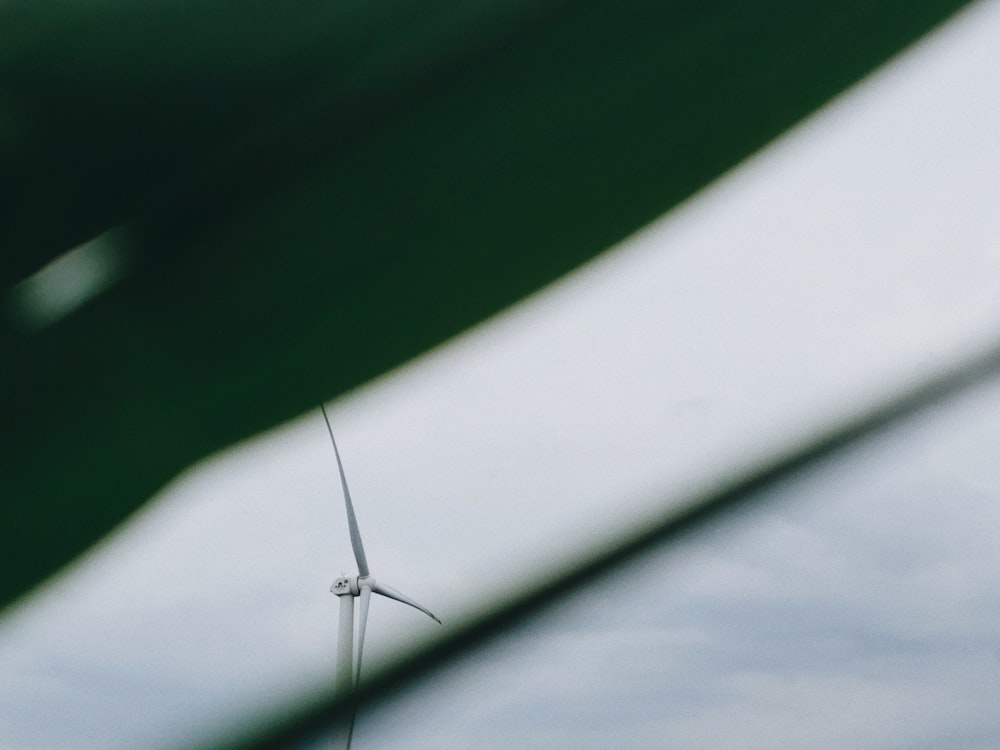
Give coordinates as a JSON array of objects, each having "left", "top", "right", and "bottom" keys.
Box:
[{"left": 320, "top": 405, "right": 441, "bottom": 749}]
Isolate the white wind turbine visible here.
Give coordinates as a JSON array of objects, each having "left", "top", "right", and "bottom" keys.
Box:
[{"left": 320, "top": 405, "right": 441, "bottom": 749}]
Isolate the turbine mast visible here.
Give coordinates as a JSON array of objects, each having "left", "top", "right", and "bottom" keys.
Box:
[{"left": 334, "top": 587, "right": 355, "bottom": 695}]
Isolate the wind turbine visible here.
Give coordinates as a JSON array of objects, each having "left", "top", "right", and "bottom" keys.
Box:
[{"left": 320, "top": 405, "right": 441, "bottom": 748}]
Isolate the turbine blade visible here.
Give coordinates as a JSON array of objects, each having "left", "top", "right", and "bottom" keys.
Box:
[
  {"left": 340, "top": 585, "right": 372, "bottom": 750},
  {"left": 372, "top": 581, "right": 442, "bottom": 624},
  {"left": 321, "top": 405, "right": 369, "bottom": 577},
  {"left": 355, "top": 586, "right": 371, "bottom": 685}
]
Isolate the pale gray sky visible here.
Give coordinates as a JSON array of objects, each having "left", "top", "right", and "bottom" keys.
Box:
[
  {"left": 361, "top": 376, "right": 1000, "bottom": 749},
  {"left": 3, "top": 2, "right": 1000, "bottom": 748}
]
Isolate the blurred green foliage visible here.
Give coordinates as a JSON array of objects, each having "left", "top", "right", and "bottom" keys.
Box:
[{"left": 0, "top": 0, "right": 970, "bottom": 617}]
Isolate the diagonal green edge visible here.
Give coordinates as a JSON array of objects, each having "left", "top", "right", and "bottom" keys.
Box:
[
  {"left": 199, "top": 331, "right": 1000, "bottom": 750},
  {"left": 0, "top": 0, "right": 974, "bottom": 614}
]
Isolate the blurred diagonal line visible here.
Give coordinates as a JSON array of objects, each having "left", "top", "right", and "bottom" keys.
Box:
[{"left": 198, "top": 335, "right": 1000, "bottom": 750}]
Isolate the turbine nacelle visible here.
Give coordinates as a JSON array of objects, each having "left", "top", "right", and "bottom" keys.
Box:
[
  {"left": 331, "top": 576, "right": 354, "bottom": 596},
  {"left": 330, "top": 575, "right": 370, "bottom": 597}
]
